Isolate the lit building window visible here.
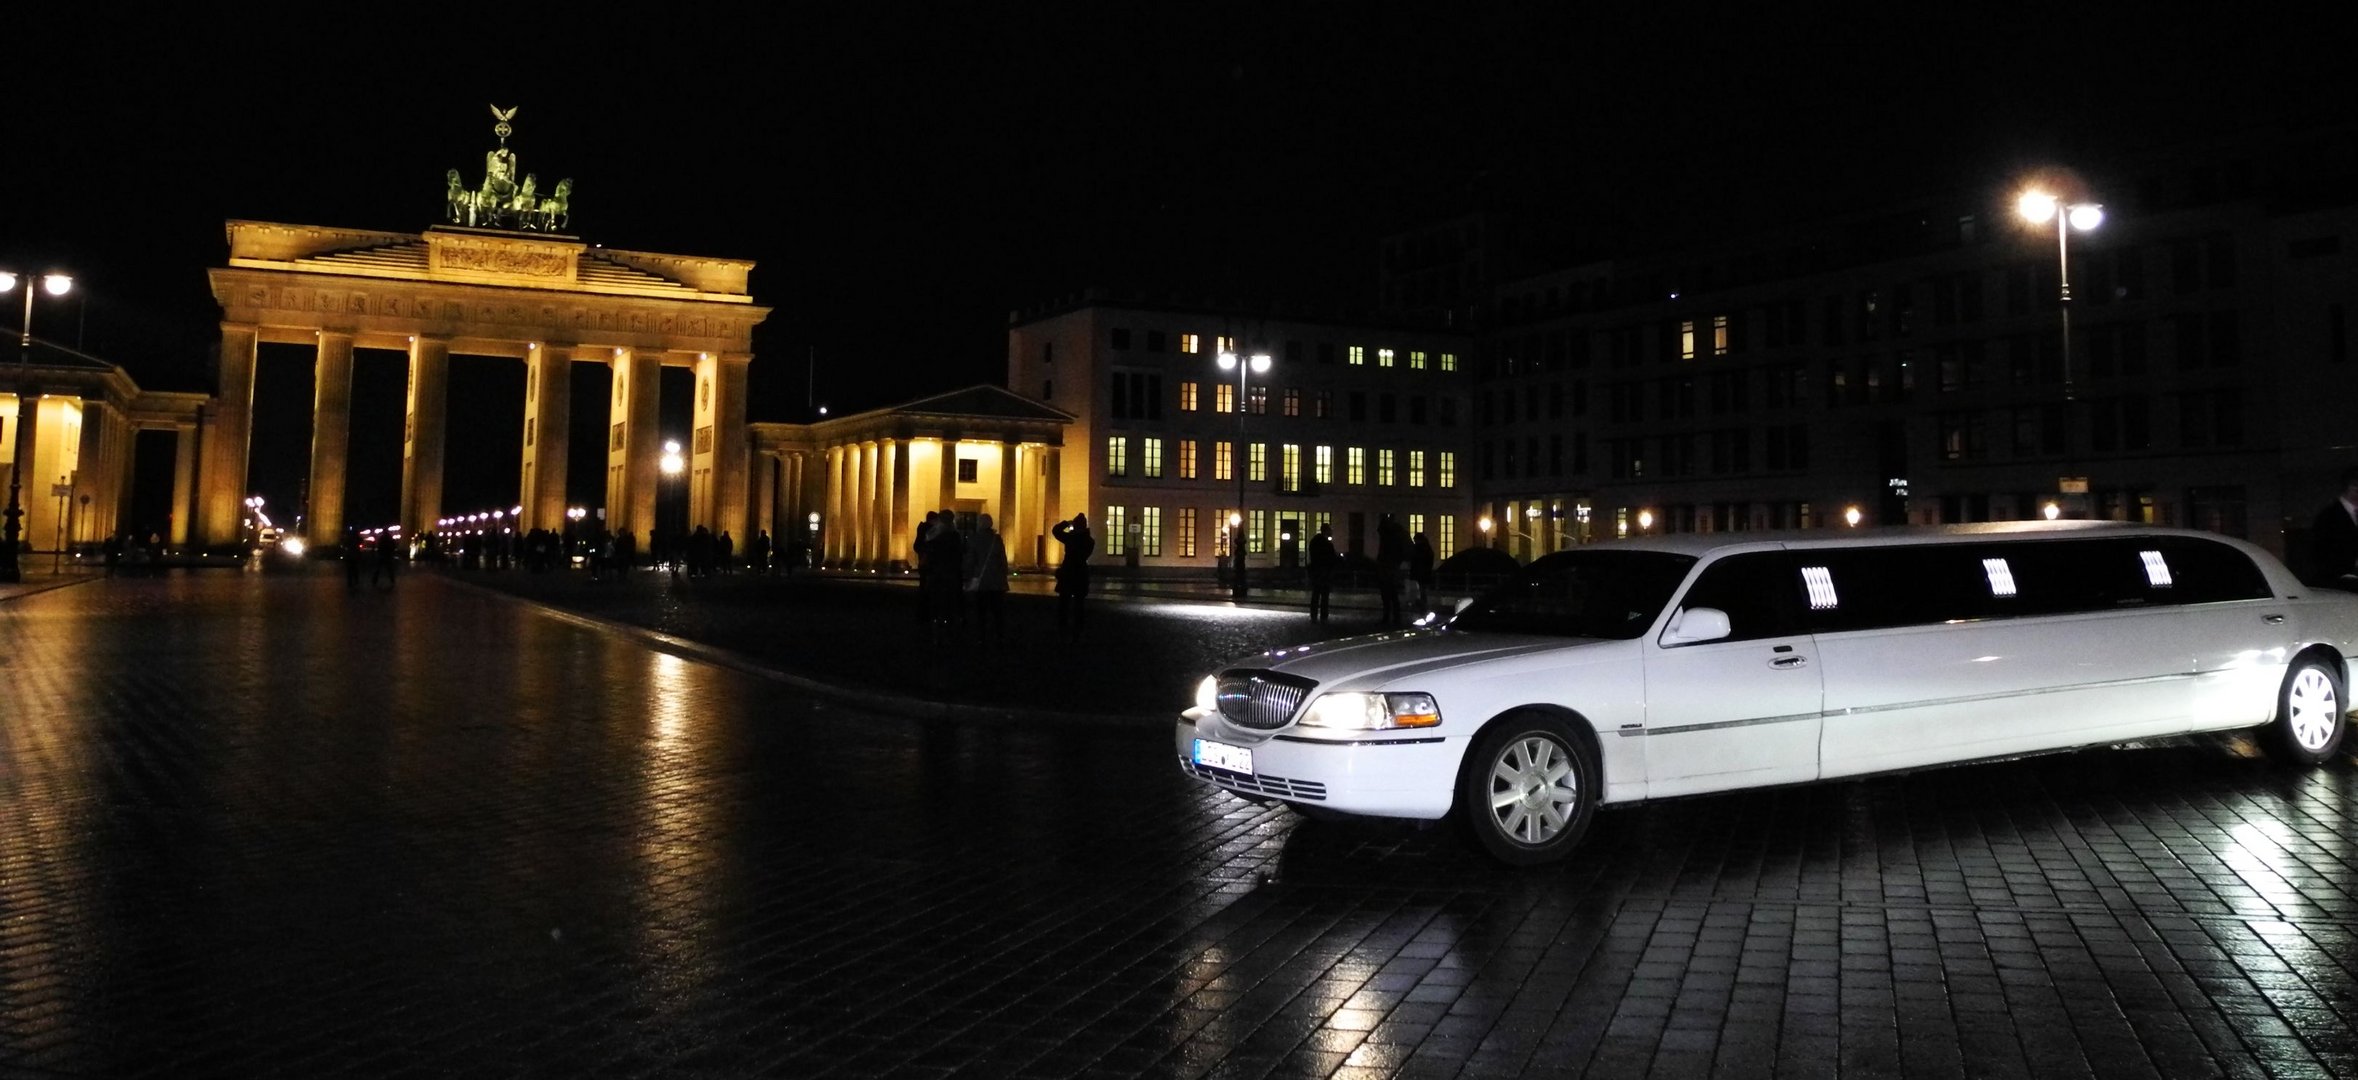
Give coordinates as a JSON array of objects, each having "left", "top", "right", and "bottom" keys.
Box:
[
  {"left": 1348, "top": 447, "right": 1366, "bottom": 485},
  {"left": 1410, "top": 350, "right": 1428, "bottom": 370},
  {"left": 1408, "top": 449, "right": 1427, "bottom": 487},
  {"left": 1438, "top": 516, "right": 1457, "bottom": 558},
  {"left": 1143, "top": 437, "right": 1163, "bottom": 479},
  {"left": 1314, "top": 445, "right": 1333, "bottom": 484},
  {"left": 1179, "top": 380, "right": 1200, "bottom": 411},
  {"left": 1141, "top": 506, "right": 1163, "bottom": 556},
  {"left": 1216, "top": 335, "right": 1235, "bottom": 354},
  {"left": 1215, "top": 441, "right": 1233, "bottom": 481},
  {"left": 1681, "top": 320, "right": 1696, "bottom": 360},
  {"left": 1713, "top": 314, "right": 1730, "bottom": 356},
  {"left": 1178, "top": 508, "right": 1197, "bottom": 557},
  {"left": 1282, "top": 443, "right": 1301, "bottom": 490},
  {"left": 1178, "top": 438, "right": 1198, "bottom": 480},
  {"left": 1378, "top": 348, "right": 1396, "bottom": 368},
  {"left": 1348, "top": 345, "right": 1366, "bottom": 366},
  {"left": 1440, "top": 352, "right": 1458, "bottom": 372},
  {"left": 1103, "top": 505, "right": 1128, "bottom": 555},
  {"left": 1409, "top": 513, "right": 1426, "bottom": 538},
  {"left": 1309, "top": 510, "right": 1332, "bottom": 538},
  {"left": 1214, "top": 383, "right": 1235, "bottom": 413},
  {"left": 1181, "top": 333, "right": 1201, "bottom": 354},
  {"left": 1439, "top": 451, "right": 1457, "bottom": 488},
  {"left": 1105, "top": 436, "right": 1128, "bottom": 478},
  {"left": 1248, "top": 442, "right": 1267, "bottom": 483},
  {"left": 1216, "top": 507, "right": 1236, "bottom": 557},
  {"left": 1314, "top": 390, "right": 1333, "bottom": 418},
  {"left": 1377, "top": 448, "right": 1396, "bottom": 486},
  {"left": 1249, "top": 509, "right": 1268, "bottom": 554},
  {"left": 1247, "top": 385, "right": 1268, "bottom": 415},
  {"left": 1282, "top": 388, "right": 1300, "bottom": 417}
]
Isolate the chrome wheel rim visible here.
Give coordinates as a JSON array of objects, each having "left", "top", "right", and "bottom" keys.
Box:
[
  {"left": 2288, "top": 667, "right": 2341, "bottom": 752},
  {"left": 1487, "top": 735, "right": 1578, "bottom": 845}
]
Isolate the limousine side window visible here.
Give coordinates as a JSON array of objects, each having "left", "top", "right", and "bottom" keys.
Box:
[
  {"left": 1802, "top": 537, "right": 2273, "bottom": 634},
  {"left": 1671, "top": 553, "right": 1804, "bottom": 643},
  {"left": 1452, "top": 551, "right": 1698, "bottom": 639}
]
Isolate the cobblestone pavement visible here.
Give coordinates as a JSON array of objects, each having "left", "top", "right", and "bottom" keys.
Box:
[{"left": 5, "top": 571, "right": 2358, "bottom": 1078}]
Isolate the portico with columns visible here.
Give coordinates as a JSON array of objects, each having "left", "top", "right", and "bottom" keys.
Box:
[
  {"left": 1, "top": 343, "right": 208, "bottom": 554},
  {"left": 203, "top": 220, "right": 769, "bottom": 550},
  {"left": 749, "top": 386, "right": 1070, "bottom": 571}
]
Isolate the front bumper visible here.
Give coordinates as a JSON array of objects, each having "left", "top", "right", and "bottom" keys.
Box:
[{"left": 1173, "top": 708, "right": 1461, "bottom": 820}]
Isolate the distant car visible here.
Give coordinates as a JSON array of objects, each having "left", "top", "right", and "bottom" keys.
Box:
[{"left": 1177, "top": 522, "right": 2358, "bottom": 865}]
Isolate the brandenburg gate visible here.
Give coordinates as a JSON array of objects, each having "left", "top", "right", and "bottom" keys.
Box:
[{"left": 202, "top": 223, "right": 767, "bottom": 548}]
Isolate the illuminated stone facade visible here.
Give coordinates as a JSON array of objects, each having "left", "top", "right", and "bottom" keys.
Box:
[
  {"left": 204, "top": 221, "right": 770, "bottom": 549},
  {"left": 1, "top": 344, "right": 207, "bottom": 553}
]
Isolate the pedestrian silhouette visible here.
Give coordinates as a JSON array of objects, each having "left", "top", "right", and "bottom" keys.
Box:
[
  {"left": 371, "top": 534, "right": 399, "bottom": 590},
  {"left": 965, "top": 513, "right": 1010, "bottom": 641},
  {"left": 1052, "top": 513, "right": 1095, "bottom": 638},
  {"left": 2307, "top": 466, "right": 2358, "bottom": 590},
  {"left": 1375, "top": 513, "right": 1408, "bottom": 626},
  {"left": 1308, "top": 522, "right": 1338, "bottom": 623}
]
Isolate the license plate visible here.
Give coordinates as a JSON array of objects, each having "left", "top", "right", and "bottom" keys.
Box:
[{"left": 1193, "top": 738, "right": 1254, "bottom": 775}]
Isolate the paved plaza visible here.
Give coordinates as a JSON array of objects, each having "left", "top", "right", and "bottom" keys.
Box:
[{"left": 4, "top": 567, "right": 2358, "bottom": 1078}]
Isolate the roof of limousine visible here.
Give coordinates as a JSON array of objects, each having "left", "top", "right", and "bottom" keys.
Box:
[{"left": 1592, "top": 521, "right": 2244, "bottom": 559}]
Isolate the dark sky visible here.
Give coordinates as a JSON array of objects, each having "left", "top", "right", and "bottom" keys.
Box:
[{"left": 5, "top": 7, "right": 2342, "bottom": 525}]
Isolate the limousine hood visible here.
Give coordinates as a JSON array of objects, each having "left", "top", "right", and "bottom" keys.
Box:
[{"left": 1243, "top": 629, "right": 1595, "bottom": 691}]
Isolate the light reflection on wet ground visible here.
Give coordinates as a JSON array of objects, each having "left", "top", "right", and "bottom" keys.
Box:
[{"left": 2, "top": 572, "right": 2355, "bottom": 1078}]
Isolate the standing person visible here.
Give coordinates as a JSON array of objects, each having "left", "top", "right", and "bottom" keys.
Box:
[
  {"left": 2308, "top": 466, "right": 2358, "bottom": 590},
  {"left": 1052, "top": 513, "right": 1096, "bottom": 638},
  {"left": 751, "top": 529, "right": 772, "bottom": 575},
  {"left": 927, "top": 510, "right": 966, "bottom": 642},
  {"left": 1409, "top": 531, "right": 1437, "bottom": 616},
  {"left": 965, "top": 513, "right": 1011, "bottom": 640},
  {"left": 371, "top": 533, "right": 399, "bottom": 590},
  {"left": 1307, "top": 522, "right": 1339, "bottom": 623},
  {"left": 914, "top": 511, "right": 940, "bottom": 624},
  {"left": 343, "top": 526, "right": 363, "bottom": 592},
  {"left": 1375, "top": 513, "right": 1408, "bottom": 627}
]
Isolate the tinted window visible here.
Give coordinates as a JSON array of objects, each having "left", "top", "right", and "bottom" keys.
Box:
[
  {"left": 1674, "top": 552, "right": 1804, "bottom": 642},
  {"left": 1799, "top": 537, "right": 2272, "bottom": 634},
  {"left": 2147, "top": 537, "right": 2272, "bottom": 603},
  {"left": 1451, "top": 551, "right": 1697, "bottom": 639},
  {"left": 1801, "top": 545, "right": 2007, "bottom": 632}
]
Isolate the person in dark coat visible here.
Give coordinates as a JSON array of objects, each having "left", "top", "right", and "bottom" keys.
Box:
[
  {"left": 1307, "top": 523, "right": 1339, "bottom": 623},
  {"left": 1409, "top": 531, "right": 1437, "bottom": 614},
  {"left": 1052, "top": 513, "right": 1096, "bottom": 637},
  {"left": 751, "top": 529, "right": 772, "bottom": 574},
  {"left": 925, "top": 511, "right": 966, "bottom": 641},
  {"left": 1374, "top": 513, "right": 1409, "bottom": 627},
  {"left": 2308, "top": 466, "right": 2358, "bottom": 590},
  {"left": 965, "top": 513, "right": 1011, "bottom": 640}
]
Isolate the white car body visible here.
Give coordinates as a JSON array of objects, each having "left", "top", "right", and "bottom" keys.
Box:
[{"left": 1176, "top": 523, "right": 2358, "bottom": 855}]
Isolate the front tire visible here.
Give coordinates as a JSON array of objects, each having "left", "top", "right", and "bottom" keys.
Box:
[
  {"left": 1456, "top": 714, "right": 1599, "bottom": 866},
  {"left": 2264, "top": 656, "right": 2347, "bottom": 766}
]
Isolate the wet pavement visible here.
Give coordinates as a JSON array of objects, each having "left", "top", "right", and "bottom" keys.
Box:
[{"left": 4, "top": 569, "right": 2357, "bottom": 1078}]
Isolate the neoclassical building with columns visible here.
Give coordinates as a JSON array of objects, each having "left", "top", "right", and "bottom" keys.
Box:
[
  {"left": 1, "top": 344, "right": 208, "bottom": 553},
  {"left": 202, "top": 219, "right": 770, "bottom": 549}
]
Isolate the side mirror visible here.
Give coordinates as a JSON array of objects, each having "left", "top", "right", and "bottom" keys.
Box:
[
  {"left": 1454, "top": 597, "right": 1474, "bottom": 614},
  {"left": 1662, "top": 606, "right": 1732, "bottom": 645}
]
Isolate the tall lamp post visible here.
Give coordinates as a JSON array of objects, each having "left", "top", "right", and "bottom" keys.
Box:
[
  {"left": 1215, "top": 349, "right": 1271, "bottom": 601},
  {"left": 660, "top": 439, "right": 686, "bottom": 568},
  {"left": 2015, "top": 190, "right": 2103, "bottom": 404},
  {"left": 2, "top": 269, "right": 74, "bottom": 584}
]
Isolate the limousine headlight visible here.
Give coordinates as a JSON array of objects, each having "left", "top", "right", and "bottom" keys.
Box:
[
  {"left": 1194, "top": 675, "right": 1220, "bottom": 713},
  {"left": 1300, "top": 692, "right": 1442, "bottom": 731}
]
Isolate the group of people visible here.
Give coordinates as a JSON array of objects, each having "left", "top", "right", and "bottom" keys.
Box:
[
  {"left": 915, "top": 509, "right": 1015, "bottom": 641},
  {"left": 1305, "top": 513, "right": 1436, "bottom": 626}
]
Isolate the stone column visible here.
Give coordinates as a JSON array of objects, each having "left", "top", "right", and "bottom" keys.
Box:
[
  {"left": 824, "top": 444, "right": 843, "bottom": 564},
  {"left": 604, "top": 348, "right": 660, "bottom": 540},
  {"left": 75, "top": 403, "right": 105, "bottom": 545},
  {"left": 521, "top": 343, "right": 572, "bottom": 532},
  {"left": 997, "top": 441, "right": 1019, "bottom": 563},
  {"left": 938, "top": 438, "right": 961, "bottom": 511},
  {"left": 400, "top": 336, "right": 450, "bottom": 539},
  {"left": 855, "top": 441, "right": 876, "bottom": 567},
  {"left": 199, "top": 323, "right": 259, "bottom": 546},
  {"left": 307, "top": 331, "right": 355, "bottom": 547},
  {"left": 170, "top": 422, "right": 196, "bottom": 548},
  {"left": 888, "top": 439, "right": 912, "bottom": 568}
]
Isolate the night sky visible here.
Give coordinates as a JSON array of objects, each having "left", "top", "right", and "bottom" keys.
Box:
[{"left": 5, "top": 8, "right": 2341, "bottom": 530}]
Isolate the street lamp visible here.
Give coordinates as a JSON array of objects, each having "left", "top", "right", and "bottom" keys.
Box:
[
  {"left": 2016, "top": 189, "right": 2103, "bottom": 404},
  {"left": 1215, "top": 349, "right": 1271, "bottom": 601},
  {"left": 1, "top": 270, "right": 72, "bottom": 583}
]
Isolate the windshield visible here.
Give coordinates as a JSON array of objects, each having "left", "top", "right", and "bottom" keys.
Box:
[{"left": 1448, "top": 549, "right": 1697, "bottom": 638}]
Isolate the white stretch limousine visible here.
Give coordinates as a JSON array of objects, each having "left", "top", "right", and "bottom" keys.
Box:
[{"left": 1177, "top": 523, "right": 2358, "bottom": 865}]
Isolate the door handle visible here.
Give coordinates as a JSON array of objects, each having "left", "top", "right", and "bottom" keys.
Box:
[
  {"left": 2264, "top": 614, "right": 2286, "bottom": 625},
  {"left": 1770, "top": 655, "right": 1809, "bottom": 670}
]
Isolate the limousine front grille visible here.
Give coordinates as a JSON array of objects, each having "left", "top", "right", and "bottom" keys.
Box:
[
  {"left": 1179, "top": 757, "right": 1329, "bottom": 802},
  {"left": 1216, "top": 670, "right": 1318, "bottom": 730}
]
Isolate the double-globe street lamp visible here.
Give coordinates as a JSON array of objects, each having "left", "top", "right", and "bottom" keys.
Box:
[
  {"left": 2017, "top": 188, "right": 2103, "bottom": 517},
  {"left": 1215, "top": 349, "right": 1270, "bottom": 601},
  {"left": 1, "top": 269, "right": 73, "bottom": 584}
]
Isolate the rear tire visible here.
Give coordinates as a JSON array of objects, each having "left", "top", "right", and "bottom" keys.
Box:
[
  {"left": 2263, "top": 656, "right": 2347, "bottom": 766},
  {"left": 1456, "top": 713, "right": 1599, "bottom": 866}
]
